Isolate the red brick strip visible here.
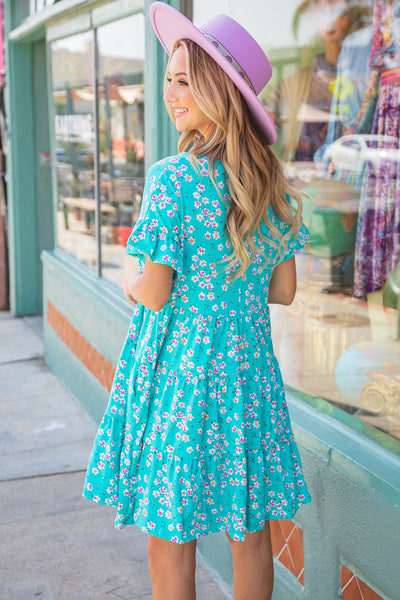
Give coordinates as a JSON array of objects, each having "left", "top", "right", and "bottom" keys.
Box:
[{"left": 47, "top": 300, "right": 115, "bottom": 391}]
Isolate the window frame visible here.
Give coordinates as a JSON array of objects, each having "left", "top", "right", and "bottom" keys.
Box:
[{"left": 47, "top": 2, "right": 146, "bottom": 279}]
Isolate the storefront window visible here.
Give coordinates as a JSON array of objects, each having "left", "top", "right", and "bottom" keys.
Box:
[
  {"left": 50, "top": 13, "right": 145, "bottom": 287},
  {"left": 97, "top": 14, "right": 145, "bottom": 287},
  {"left": 194, "top": 0, "right": 400, "bottom": 444},
  {"left": 50, "top": 32, "right": 97, "bottom": 271}
]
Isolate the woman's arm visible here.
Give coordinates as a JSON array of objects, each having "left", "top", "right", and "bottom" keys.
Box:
[
  {"left": 124, "top": 254, "right": 174, "bottom": 312},
  {"left": 268, "top": 257, "right": 297, "bottom": 305}
]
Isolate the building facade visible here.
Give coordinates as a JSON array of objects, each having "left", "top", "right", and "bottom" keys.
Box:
[{"left": 3, "top": 0, "right": 400, "bottom": 598}]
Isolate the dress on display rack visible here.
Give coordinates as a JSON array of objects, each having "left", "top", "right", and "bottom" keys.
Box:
[{"left": 352, "top": 0, "right": 400, "bottom": 298}]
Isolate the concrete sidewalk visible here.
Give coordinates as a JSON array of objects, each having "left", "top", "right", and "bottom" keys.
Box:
[{"left": 0, "top": 311, "right": 230, "bottom": 600}]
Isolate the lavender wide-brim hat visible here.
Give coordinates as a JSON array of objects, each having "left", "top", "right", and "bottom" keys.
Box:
[{"left": 150, "top": 2, "right": 277, "bottom": 145}]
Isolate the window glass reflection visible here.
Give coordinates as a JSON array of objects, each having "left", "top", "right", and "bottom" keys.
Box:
[
  {"left": 194, "top": 0, "right": 400, "bottom": 446},
  {"left": 97, "top": 14, "right": 145, "bottom": 287},
  {"left": 50, "top": 32, "right": 97, "bottom": 270}
]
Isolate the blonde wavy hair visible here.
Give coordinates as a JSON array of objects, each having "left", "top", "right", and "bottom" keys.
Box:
[{"left": 166, "top": 39, "right": 304, "bottom": 278}]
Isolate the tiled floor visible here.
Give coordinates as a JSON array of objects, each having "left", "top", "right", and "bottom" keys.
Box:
[
  {"left": 341, "top": 566, "right": 383, "bottom": 600},
  {"left": 270, "top": 520, "right": 305, "bottom": 586}
]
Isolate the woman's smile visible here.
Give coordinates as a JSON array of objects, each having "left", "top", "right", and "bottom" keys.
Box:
[
  {"left": 164, "top": 45, "right": 213, "bottom": 138},
  {"left": 173, "top": 107, "right": 188, "bottom": 118}
]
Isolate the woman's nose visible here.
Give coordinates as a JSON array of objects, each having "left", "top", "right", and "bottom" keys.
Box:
[{"left": 164, "top": 84, "right": 176, "bottom": 103}]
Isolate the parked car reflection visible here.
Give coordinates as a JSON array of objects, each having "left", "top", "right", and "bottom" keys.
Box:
[{"left": 321, "top": 134, "right": 400, "bottom": 172}]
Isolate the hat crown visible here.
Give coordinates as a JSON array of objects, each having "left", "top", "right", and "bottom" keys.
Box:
[
  {"left": 200, "top": 14, "right": 271, "bottom": 94},
  {"left": 149, "top": 1, "right": 277, "bottom": 144}
]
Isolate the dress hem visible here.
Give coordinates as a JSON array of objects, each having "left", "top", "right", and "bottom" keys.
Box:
[{"left": 82, "top": 490, "right": 312, "bottom": 544}]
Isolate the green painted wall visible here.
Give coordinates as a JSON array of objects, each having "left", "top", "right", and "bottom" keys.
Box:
[
  {"left": 4, "top": 2, "right": 54, "bottom": 316},
  {"left": 42, "top": 249, "right": 132, "bottom": 423},
  {"left": 33, "top": 38, "right": 55, "bottom": 311},
  {"left": 5, "top": 36, "right": 39, "bottom": 315}
]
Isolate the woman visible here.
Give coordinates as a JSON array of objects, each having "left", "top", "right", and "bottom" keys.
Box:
[{"left": 84, "top": 3, "right": 311, "bottom": 599}]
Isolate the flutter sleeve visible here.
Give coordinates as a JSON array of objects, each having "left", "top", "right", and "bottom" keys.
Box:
[
  {"left": 126, "top": 161, "right": 183, "bottom": 274},
  {"left": 267, "top": 199, "right": 310, "bottom": 263},
  {"left": 280, "top": 220, "right": 310, "bottom": 262}
]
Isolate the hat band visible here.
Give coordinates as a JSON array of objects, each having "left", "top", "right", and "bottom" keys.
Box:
[{"left": 199, "top": 29, "right": 256, "bottom": 93}]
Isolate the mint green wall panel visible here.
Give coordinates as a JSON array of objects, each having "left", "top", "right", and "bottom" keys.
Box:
[
  {"left": 42, "top": 250, "right": 132, "bottom": 363},
  {"left": 44, "top": 324, "right": 110, "bottom": 424},
  {"left": 6, "top": 37, "right": 54, "bottom": 316},
  {"left": 6, "top": 39, "right": 39, "bottom": 315},
  {"left": 33, "top": 38, "right": 54, "bottom": 312},
  {"left": 42, "top": 249, "right": 132, "bottom": 423}
]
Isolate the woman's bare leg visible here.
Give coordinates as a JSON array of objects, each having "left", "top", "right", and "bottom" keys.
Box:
[
  {"left": 147, "top": 535, "right": 197, "bottom": 600},
  {"left": 226, "top": 523, "right": 274, "bottom": 600}
]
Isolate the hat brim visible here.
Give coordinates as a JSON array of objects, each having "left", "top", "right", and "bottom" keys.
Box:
[{"left": 150, "top": 2, "right": 277, "bottom": 145}]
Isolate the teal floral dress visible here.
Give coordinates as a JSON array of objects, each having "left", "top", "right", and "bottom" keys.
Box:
[{"left": 83, "top": 152, "right": 311, "bottom": 543}]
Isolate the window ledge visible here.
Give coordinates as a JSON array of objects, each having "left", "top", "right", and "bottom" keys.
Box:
[{"left": 287, "top": 389, "right": 400, "bottom": 505}]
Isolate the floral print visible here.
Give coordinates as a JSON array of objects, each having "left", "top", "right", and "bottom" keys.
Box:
[
  {"left": 368, "top": 0, "right": 400, "bottom": 71},
  {"left": 83, "top": 153, "right": 311, "bottom": 543},
  {"left": 353, "top": 78, "right": 400, "bottom": 297},
  {"left": 352, "top": 0, "right": 400, "bottom": 297}
]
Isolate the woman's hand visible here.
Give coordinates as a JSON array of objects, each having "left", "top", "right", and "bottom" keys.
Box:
[
  {"left": 124, "top": 279, "right": 138, "bottom": 306},
  {"left": 124, "top": 254, "right": 174, "bottom": 312},
  {"left": 268, "top": 257, "right": 297, "bottom": 305}
]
